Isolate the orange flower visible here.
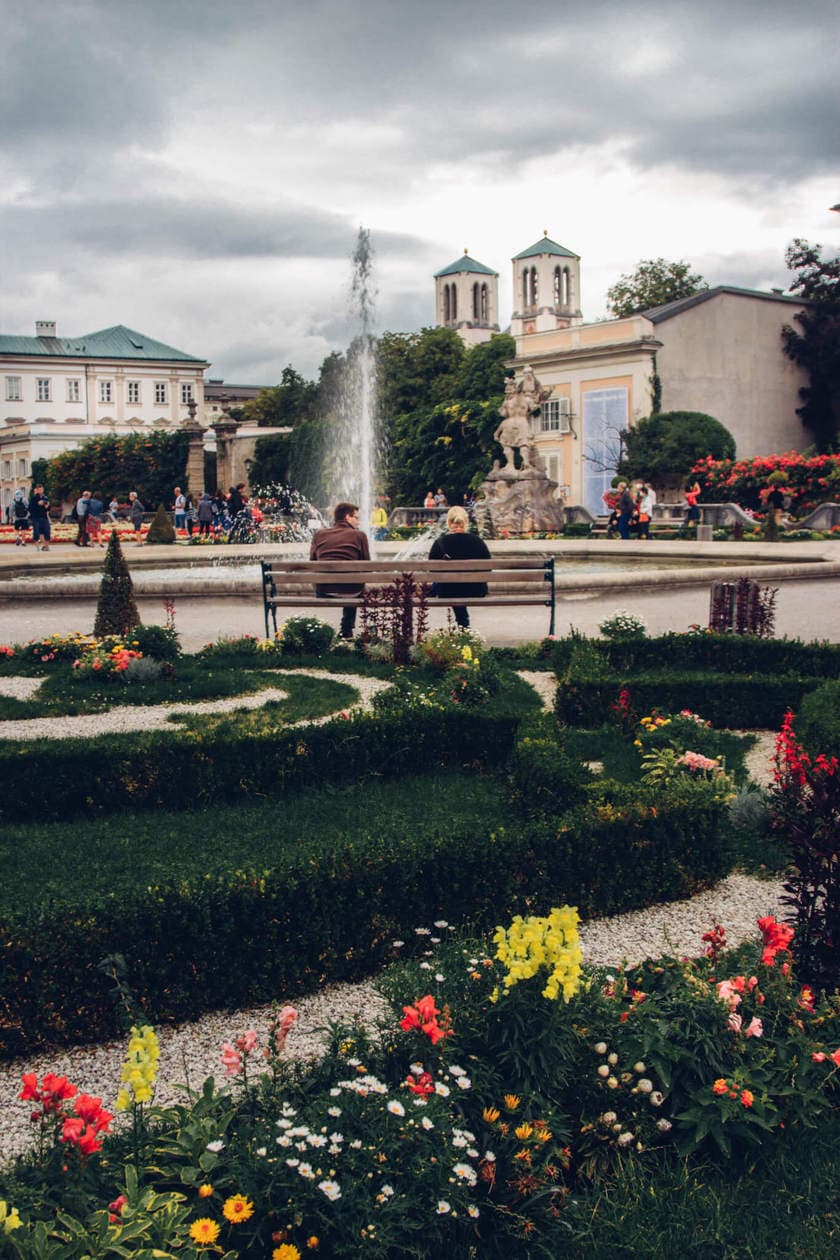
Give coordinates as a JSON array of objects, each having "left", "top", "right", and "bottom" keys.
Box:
[
  {"left": 222, "top": 1193, "right": 254, "bottom": 1223},
  {"left": 190, "top": 1219, "right": 220, "bottom": 1245},
  {"left": 197, "top": 1184, "right": 214, "bottom": 1198},
  {"left": 504, "top": 1094, "right": 521, "bottom": 1111},
  {"left": 482, "top": 1106, "right": 500, "bottom": 1124},
  {"left": 740, "top": 1090, "right": 754, "bottom": 1108},
  {"left": 711, "top": 1079, "right": 729, "bottom": 1096}
]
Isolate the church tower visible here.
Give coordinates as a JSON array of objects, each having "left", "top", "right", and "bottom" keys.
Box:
[
  {"left": 510, "top": 232, "right": 582, "bottom": 336},
  {"left": 434, "top": 250, "right": 500, "bottom": 346}
]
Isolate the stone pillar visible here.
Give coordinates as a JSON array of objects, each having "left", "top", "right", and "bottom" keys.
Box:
[
  {"left": 183, "top": 399, "right": 206, "bottom": 497},
  {"left": 212, "top": 403, "right": 239, "bottom": 493}
]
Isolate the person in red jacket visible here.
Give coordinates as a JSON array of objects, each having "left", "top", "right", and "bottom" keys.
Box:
[{"left": 309, "top": 502, "right": 370, "bottom": 639}]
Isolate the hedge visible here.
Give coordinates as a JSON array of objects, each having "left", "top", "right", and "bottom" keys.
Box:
[
  {"left": 0, "top": 784, "right": 728, "bottom": 1057},
  {"left": 797, "top": 680, "right": 840, "bottom": 760},
  {"left": 555, "top": 671, "right": 819, "bottom": 729},
  {"left": 0, "top": 710, "right": 518, "bottom": 823},
  {"left": 541, "top": 633, "right": 840, "bottom": 679}
]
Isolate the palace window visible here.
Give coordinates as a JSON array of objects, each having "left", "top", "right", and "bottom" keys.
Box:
[
  {"left": 180, "top": 382, "right": 193, "bottom": 405},
  {"left": 154, "top": 382, "right": 168, "bottom": 405},
  {"left": 2, "top": 461, "right": 11, "bottom": 478},
  {"left": 17, "top": 458, "right": 28, "bottom": 478},
  {"left": 99, "top": 380, "right": 113, "bottom": 403},
  {"left": 66, "top": 379, "right": 81, "bottom": 402},
  {"left": 127, "top": 381, "right": 141, "bottom": 404},
  {"left": 36, "top": 378, "right": 52, "bottom": 402},
  {"left": 540, "top": 398, "right": 571, "bottom": 433},
  {"left": 5, "top": 377, "right": 22, "bottom": 402}
]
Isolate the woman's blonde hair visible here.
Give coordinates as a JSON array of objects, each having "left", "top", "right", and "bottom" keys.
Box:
[{"left": 447, "top": 505, "right": 469, "bottom": 529}]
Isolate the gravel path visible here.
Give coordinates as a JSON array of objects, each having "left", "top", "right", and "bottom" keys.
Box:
[{"left": 0, "top": 670, "right": 390, "bottom": 740}]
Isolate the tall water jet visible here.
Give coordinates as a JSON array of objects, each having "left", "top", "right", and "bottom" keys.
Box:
[{"left": 322, "top": 227, "right": 384, "bottom": 550}]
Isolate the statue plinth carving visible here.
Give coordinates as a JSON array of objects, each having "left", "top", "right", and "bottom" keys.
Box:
[{"left": 477, "top": 366, "right": 565, "bottom": 535}]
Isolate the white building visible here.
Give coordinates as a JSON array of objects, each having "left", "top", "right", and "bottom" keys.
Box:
[
  {"left": 434, "top": 252, "right": 500, "bottom": 346},
  {"left": 0, "top": 321, "right": 209, "bottom": 513}
]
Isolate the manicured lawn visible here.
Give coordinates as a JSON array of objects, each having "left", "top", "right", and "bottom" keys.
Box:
[{"left": 0, "top": 771, "right": 515, "bottom": 915}]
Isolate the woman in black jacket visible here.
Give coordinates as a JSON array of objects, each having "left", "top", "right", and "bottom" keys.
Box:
[{"left": 428, "top": 505, "right": 491, "bottom": 628}]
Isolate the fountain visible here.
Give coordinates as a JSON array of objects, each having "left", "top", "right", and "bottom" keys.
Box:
[{"left": 320, "top": 227, "right": 384, "bottom": 552}]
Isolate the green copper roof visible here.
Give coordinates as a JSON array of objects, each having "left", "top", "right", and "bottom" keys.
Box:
[
  {"left": 514, "top": 235, "right": 578, "bottom": 261},
  {"left": 434, "top": 253, "right": 497, "bottom": 278},
  {"left": 0, "top": 324, "right": 206, "bottom": 363}
]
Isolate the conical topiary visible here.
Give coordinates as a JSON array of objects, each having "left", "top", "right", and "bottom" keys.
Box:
[
  {"left": 145, "top": 502, "right": 176, "bottom": 544},
  {"left": 93, "top": 530, "right": 141, "bottom": 638}
]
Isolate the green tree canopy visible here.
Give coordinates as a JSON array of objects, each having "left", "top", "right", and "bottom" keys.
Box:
[
  {"left": 41, "top": 431, "right": 190, "bottom": 506},
  {"left": 782, "top": 238, "right": 840, "bottom": 451},
  {"left": 606, "top": 258, "right": 708, "bottom": 318},
  {"left": 618, "top": 411, "right": 735, "bottom": 486},
  {"left": 241, "top": 365, "right": 318, "bottom": 427}
]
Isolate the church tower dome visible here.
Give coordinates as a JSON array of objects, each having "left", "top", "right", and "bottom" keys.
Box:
[
  {"left": 434, "top": 250, "right": 500, "bottom": 346},
  {"left": 510, "top": 231, "right": 582, "bottom": 336}
]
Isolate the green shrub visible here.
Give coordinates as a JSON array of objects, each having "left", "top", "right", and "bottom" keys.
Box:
[
  {"left": 508, "top": 715, "right": 592, "bottom": 814},
  {"left": 130, "top": 623, "right": 181, "bottom": 661},
  {"left": 797, "top": 679, "right": 840, "bottom": 760},
  {"left": 93, "top": 531, "right": 140, "bottom": 638},
  {"left": 280, "top": 615, "right": 335, "bottom": 656},
  {"left": 145, "top": 502, "right": 176, "bottom": 543}
]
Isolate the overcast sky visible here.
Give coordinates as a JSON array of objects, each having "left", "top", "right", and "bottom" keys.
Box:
[{"left": 1, "top": 0, "right": 838, "bottom": 384}]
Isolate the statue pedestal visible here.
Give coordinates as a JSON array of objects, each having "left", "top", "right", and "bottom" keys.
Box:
[{"left": 477, "top": 463, "right": 565, "bottom": 536}]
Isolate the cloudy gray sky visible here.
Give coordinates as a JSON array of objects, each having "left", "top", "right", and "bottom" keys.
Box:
[{"left": 1, "top": 0, "right": 837, "bottom": 382}]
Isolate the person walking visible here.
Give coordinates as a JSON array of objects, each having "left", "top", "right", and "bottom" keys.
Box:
[
  {"left": 309, "top": 502, "right": 370, "bottom": 639},
  {"left": 86, "top": 490, "right": 105, "bottom": 547},
  {"left": 428, "top": 505, "right": 491, "bottom": 628},
  {"left": 28, "top": 484, "right": 51, "bottom": 551},
  {"left": 128, "top": 491, "right": 145, "bottom": 536},
  {"left": 636, "top": 485, "right": 654, "bottom": 540},
  {"left": 75, "top": 490, "right": 91, "bottom": 546},
  {"left": 12, "top": 489, "right": 31, "bottom": 546}
]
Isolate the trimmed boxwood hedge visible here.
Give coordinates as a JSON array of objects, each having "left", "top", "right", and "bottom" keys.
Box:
[
  {"left": 797, "top": 679, "right": 840, "bottom": 759},
  {"left": 0, "top": 710, "right": 518, "bottom": 823},
  {"left": 555, "top": 671, "right": 819, "bottom": 729},
  {"left": 0, "top": 783, "right": 728, "bottom": 1057},
  {"left": 542, "top": 633, "right": 840, "bottom": 679}
]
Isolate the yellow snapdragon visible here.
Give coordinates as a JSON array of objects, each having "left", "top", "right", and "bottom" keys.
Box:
[
  {"left": 116, "top": 1024, "right": 160, "bottom": 1110},
  {"left": 493, "top": 905, "right": 582, "bottom": 1002},
  {"left": 0, "top": 1202, "right": 22, "bottom": 1233}
]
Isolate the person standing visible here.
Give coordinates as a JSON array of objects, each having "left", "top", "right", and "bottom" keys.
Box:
[
  {"left": 370, "top": 501, "right": 388, "bottom": 540},
  {"left": 75, "top": 490, "right": 91, "bottom": 546},
  {"left": 86, "top": 490, "right": 105, "bottom": 547},
  {"left": 428, "top": 505, "right": 491, "bottom": 628},
  {"left": 617, "top": 482, "right": 635, "bottom": 540},
  {"left": 685, "top": 479, "right": 701, "bottom": 527},
  {"left": 173, "top": 487, "right": 186, "bottom": 531},
  {"left": 197, "top": 492, "right": 214, "bottom": 536},
  {"left": 636, "top": 485, "right": 654, "bottom": 540},
  {"left": 28, "top": 484, "right": 51, "bottom": 551},
  {"left": 128, "top": 491, "right": 145, "bottom": 536},
  {"left": 309, "top": 502, "right": 370, "bottom": 639},
  {"left": 12, "top": 489, "right": 30, "bottom": 546}
]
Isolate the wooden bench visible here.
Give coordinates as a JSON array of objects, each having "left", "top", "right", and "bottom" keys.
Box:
[{"left": 261, "top": 557, "right": 556, "bottom": 637}]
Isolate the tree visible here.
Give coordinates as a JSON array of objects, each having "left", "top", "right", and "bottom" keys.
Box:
[
  {"left": 42, "top": 432, "right": 189, "bottom": 508},
  {"left": 241, "top": 366, "right": 318, "bottom": 427},
  {"left": 93, "top": 531, "right": 140, "bottom": 637},
  {"left": 782, "top": 238, "right": 840, "bottom": 451},
  {"left": 247, "top": 433, "right": 292, "bottom": 490},
  {"left": 606, "top": 258, "right": 708, "bottom": 317},
  {"left": 618, "top": 411, "right": 735, "bottom": 487}
]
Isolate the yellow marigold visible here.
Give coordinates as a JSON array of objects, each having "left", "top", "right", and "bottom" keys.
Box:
[
  {"left": 514, "top": 1123, "right": 533, "bottom": 1140},
  {"left": 189, "top": 1218, "right": 220, "bottom": 1245},
  {"left": 222, "top": 1194, "right": 254, "bottom": 1224},
  {"left": 273, "top": 1246, "right": 302, "bottom": 1260},
  {"left": 306, "top": 1238, "right": 320, "bottom": 1250},
  {"left": 482, "top": 1106, "right": 501, "bottom": 1124},
  {"left": 198, "top": 1184, "right": 214, "bottom": 1198}
]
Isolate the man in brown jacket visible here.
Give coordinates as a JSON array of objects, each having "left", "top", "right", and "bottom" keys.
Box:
[{"left": 309, "top": 501, "right": 370, "bottom": 639}]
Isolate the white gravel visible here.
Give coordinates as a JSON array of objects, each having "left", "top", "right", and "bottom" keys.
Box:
[{"left": 0, "top": 670, "right": 390, "bottom": 741}]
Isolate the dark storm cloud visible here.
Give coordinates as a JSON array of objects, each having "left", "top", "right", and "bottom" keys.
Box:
[{"left": 0, "top": 197, "right": 425, "bottom": 263}]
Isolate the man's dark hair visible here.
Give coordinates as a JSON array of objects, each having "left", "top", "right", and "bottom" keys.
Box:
[{"left": 334, "top": 502, "right": 359, "bottom": 524}]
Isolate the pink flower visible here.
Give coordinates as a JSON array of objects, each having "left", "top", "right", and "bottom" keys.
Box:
[
  {"left": 220, "top": 1042, "right": 243, "bottom": 1076},
  {"left": 831, "top": 1048, "right": 840, "bottom": 1067},
  {"left": 235, "top": 1030, "right": 258, "bottom": 1055},
  {"left": 716, "top": 980, "right": 742, "bottom": 1010},
  {"left": 812, "top": 1052, "right": 827, "bottom": 1062},
  {"left": 744, "top": 1017, "right": 763, "bottom": 1039},
  {"left": 727, "top": 1012, "right": 743, "bottom": 1033},
  {"left": 272, "top": 1005, "right": 298, "bottom": 1052}
]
